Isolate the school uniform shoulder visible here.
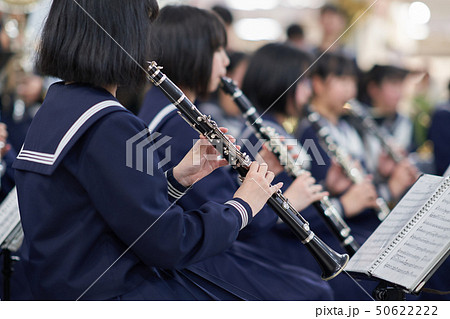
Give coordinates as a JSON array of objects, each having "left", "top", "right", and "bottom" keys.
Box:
[
  {"left": 13, "top": 82, "right": 128, "bottom": 175},
  {"left": 139, "top": 86, "right": 179, "bottom": 133}
]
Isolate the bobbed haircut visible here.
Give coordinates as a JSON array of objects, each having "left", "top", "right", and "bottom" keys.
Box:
[
  {"left": 36, "top": 0, "right": 159, "bottom": 88},
  {"left": 311, "top": 52, "right": 358, "bottom": 80},
  {"left": 357, "top": 64, "right": 409, "bottom": 106},
  {"left": 150, "top": 5, "right": 227, "bottom": 97},
  {"left": 241, "top": 42, "right": 312, "bottom": 116},
  {"left": 365, "top": 64, "right": 409, "bottom": 85}
]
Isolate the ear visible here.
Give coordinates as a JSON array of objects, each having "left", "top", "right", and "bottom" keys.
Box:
[{"left": 312, "top": 75, "right": 324, "bottom": 96}]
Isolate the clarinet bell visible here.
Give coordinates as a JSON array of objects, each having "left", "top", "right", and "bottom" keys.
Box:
[{"left": 306, "top": 235, "right": 349, "bottom": 281}]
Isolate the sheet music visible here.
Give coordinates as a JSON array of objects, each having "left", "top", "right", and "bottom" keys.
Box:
[
  {"left": 345, "top": 175, "right": 444, "bottom": 274},
  {"left": 372, "top": 181, "right": 450, "bottom": 291},
  {"left": 0, "top": 188, "right": 21, "bottom": 245}
]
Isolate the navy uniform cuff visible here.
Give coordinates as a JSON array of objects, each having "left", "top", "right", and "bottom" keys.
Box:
[
  {"left": 165, "top": 168, "right": 188, "bottom": 201},
  {"left": 224, "top": 197, "right": 253, "bottom": 230}
]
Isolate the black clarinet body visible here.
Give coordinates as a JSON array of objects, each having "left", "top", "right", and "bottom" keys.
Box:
[
  {"left": 147, "top": 62, "right": 348, "bottom": 280},
  {"left": 306, "top": 109, "right": 391, "bottom": 221},
  {"left": 220, "top": 77, "right": 359, "bottom": 256}
]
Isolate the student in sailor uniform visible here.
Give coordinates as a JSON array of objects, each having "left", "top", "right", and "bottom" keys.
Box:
[
  {"left": 139, "top": 6, "right": 334, "bottom": 300},
  {"left": 296, "top": 53, "right": 410, "bottom": 232},
  {"left": 235, "top": 44, "right": 374, "bottom": 300},
  {"left": 295, "top": 52, "right": 382, "bottom": 299},
  {"left": 12, "top": 0, "right": 283, "bottom": 301},
  {"left": 356, "top": 64, "right": 419, "bottom": 202}
]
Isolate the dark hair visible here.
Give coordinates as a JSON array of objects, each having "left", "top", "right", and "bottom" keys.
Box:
[
  {"left": 226, "top": 51, "right": 248, "bottom": 74},
  {"left": 357, "top": 64, "right": 409, "bottom": 105},
  {"left": 211, "top": 5, "right": 233, "bottom": 25},
  {"left": 312, "top": 52, "right": 358, "bottom": 80},
  {"left": 286, "top": 24, "right": 304, "bottom": 40},
  {"left": 365, "top": 64, "right": 409, "bottom": 85},
  {"left": 320, "top": 3, "right": 346, "bottom": 18},
  {"left": 242, "top": 43, "right": 312, "bottom": 115},
  {"left": 151, "top": 5, "right": 227, "bottom": 97},
  {"left": 36, "top": 0, "right": 158, "bottom": 88}
]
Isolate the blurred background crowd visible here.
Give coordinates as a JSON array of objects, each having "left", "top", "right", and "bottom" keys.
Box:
[{"left": 0, "top": 0, "right": 449, "bottom": 174}]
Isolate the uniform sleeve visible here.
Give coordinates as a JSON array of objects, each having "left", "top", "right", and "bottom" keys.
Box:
[
  {"left": 152, "top": 113, "right": 278, "bottom": 236},
  {"left": 77, "top": 112, "right": 253, "bottom": 269}
]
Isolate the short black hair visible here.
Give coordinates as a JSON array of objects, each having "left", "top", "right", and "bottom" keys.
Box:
[
  {"left": 212, "top": 5, "right": 233, "bottom": 25},
  {"left": 151, "top": 5, "right": 227, "bottom": 97},
  {"left": 320, "top": 3, "right": 346, "bottom": 17},
  {"left": 286, "top": 24, "right": 304, "bottom": 39},
  {"left": 36, "top": 0, "right": 158, "bottom": 88},
  {"left": 226, "top": 51, "right": 248, "bottom": 74},
  {"left": 312, "top": 52, "right": 358, "bottom": 80},
  {"left": 365, "top": 64, "right": 409, "bottom": 85},
  {"left": 242, "top": 42, "right": 312, "bottom": 115},
  {"left": 357, "top": 64, "right": 409, "bottom": 105}
]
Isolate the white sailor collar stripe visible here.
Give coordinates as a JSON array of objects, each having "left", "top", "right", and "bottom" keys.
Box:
[
  {"left": 148, "top": 103, "right": 177, "bottom": 133},
  {"left": 17, "top": 100, "right": 124, "bottom": 166}
]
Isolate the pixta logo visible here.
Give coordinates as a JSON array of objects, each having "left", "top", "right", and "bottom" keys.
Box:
[{"left": 126, "top": 129, "right": 172, "bottom": 176}]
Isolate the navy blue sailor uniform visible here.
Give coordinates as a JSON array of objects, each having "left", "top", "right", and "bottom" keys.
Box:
[
  {"left": 234, "top": 114, "right": 379, "bottom": 300},
  {"left": 294, "top": 113, "right": 385, "bottom": 300},
  {"left": 297, "top": 113, "right": 450, "bottom": 301},
  {"left": 13, "top": 82, "right": 257, "bottom": 301},
  {"left": 236, "top": 115, "right": 354, "bottom": 254},
  {"left": 296, "top": 112, "right": 381, "bottom": 239},
  {"left": 137, "top": 86, "right": 334, "bottom": 301}
]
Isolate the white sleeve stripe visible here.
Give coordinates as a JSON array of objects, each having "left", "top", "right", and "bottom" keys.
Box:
[
  {"left": 167, "top": 183, "right": 185, "bottom": 198},
  {"left": 225, "top": 200, "right": 248, "bottom": 230},
  {"left": 164, "top": 171, "right": 186, "bottom": 199}
]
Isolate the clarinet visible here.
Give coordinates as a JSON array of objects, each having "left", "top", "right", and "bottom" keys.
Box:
[
  {"left": 220, "top": 77, "right": 359, "bottom": 256},
  {"left": 307, "top": 110, "right": 391, "bottom": 221},
  {"left": 343, "top": 100, "right": 405, "bottom": 163},
  {"left": 147, "top": 62, "right": 348, "bottom": 280}
]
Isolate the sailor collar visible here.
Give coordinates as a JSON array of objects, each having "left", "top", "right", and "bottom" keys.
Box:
[{"left": 13, "top": 82, "right": 127, "bottom": 175}]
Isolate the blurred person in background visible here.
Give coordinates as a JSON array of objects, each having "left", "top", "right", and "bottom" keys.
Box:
[
  {"left": 357, "top": 64, "right": 419, "bottom": 203},
  {"left": 313, "top": 3, "right": 354, "bottom": 59}
]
